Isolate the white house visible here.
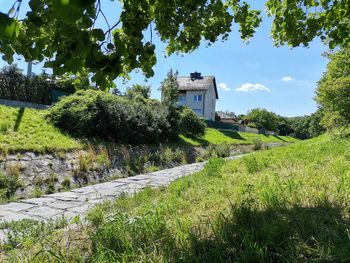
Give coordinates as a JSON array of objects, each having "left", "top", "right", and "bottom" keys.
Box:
[{"left": 176, "top": 72, "right": 218, "bottom": 121}]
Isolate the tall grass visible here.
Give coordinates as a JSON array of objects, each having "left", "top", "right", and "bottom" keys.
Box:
[{"left": 2, "top": 135, "right": 350, "bottom": 262}]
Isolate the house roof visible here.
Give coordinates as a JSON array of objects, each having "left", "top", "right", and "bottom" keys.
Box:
[
  {"left": 176, "top": 75, "right": 219, "bottom": 99},
  {"left": 217, "top": 111, "right": 235, "bottom": 119}
]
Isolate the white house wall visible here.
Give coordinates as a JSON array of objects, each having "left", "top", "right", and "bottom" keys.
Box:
[
  {"left": 176, "top": 81, "right": 217, "bottom": 121},
  {"left": 184, "top": 90, "right": 206, "bottom": 117},
  {"left": 204, "top": 83, "right": 216, "bottom": 121}
]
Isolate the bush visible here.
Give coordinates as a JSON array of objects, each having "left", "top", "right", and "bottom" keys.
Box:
[
  {"left": 48, "top": 90, "right": 176, "bottom": 144},
  {"left": 252, "top": 139, "right": 263, "bottom": 150},
  {"left": 0, "top": 169, "right": 21, "bottom": 199},
  {"left": 200, "top": 144, "right": 232, "bottom": 160},
  {"left": 179, "top": 107, "right": 206, "bottom": 137}
]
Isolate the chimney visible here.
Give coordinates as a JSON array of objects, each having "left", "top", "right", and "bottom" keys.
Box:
[{"left": 190, "top": 72, "right": 202, "bottom": 80}]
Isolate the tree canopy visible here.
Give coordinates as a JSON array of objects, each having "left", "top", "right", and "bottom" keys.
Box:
[
  {"left": 125, "top": 84, "right": 151, "bottom": 101},
  {"left": 241, "top": 107, "right": 325, "bottom": 139},
  {"left": 316, "top": 47, "right": 350, "bottom": 131},
  {"left": 0, "top": 0, "right": 349, "bottom": 88},
  {"left": 245, "top": 108, "right": 279, "bottom": 131}
]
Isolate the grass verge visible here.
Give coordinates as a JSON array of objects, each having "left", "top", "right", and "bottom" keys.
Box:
[
  {"left": 0, "top": 105, "right": 297, "bottom": 154},
  {"left": 179, "top": 127, "right": 298, "bottom": 146},
  {"left": 1, "top": 134, "right": 349, "bottom": 262},
  {"left": 0, "top": 105, "right": 81, "bottom": 153}
]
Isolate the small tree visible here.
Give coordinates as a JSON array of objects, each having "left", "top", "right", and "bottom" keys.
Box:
[
  {"left": 160, "top": 69, "right": 181, "bottom": 140},
  {"left": 160, "top": 69, "right": 179, "bottom": 108},
  {"left": 125, "top": 84, "right": 151, "bottom": 101},
  {"left": 246, "top": 108, "right": 279, "bottom": 131}
]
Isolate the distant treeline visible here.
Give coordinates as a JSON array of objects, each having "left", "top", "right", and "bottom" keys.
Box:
[{"left": 233, "top": 108, "right": 326, "bottom": 140}]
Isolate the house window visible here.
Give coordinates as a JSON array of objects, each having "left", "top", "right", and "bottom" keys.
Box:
[
  {"left": 193, "top": 109, "right": 202, "bottom": 115},
  {"left": 194, "top": 94, "right": 202, "bottom": 101},
  {"left": 178, "top": 95, "right": 186, "bottom": 102}
]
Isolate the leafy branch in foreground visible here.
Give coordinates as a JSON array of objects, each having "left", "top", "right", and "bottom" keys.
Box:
[{"left": 0, "top": 0, "right": 349, "bottom": 89}]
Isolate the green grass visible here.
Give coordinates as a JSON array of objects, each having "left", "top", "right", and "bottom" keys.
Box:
[
  {"left": 2, "top": 134, "right": 350, "bottom": 262},
  {"left": 0, "top": 105, "right": 82, "bottom": 153},
  {"left": 0, "top": 105, "right": 297, "bottom": 154},
  {"left": 179, "top": 127, "right": 298, "bottom": 146}
]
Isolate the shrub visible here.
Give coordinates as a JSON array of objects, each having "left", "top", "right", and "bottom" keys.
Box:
[
  {"left": 214, "top": 144, "right": 231, "bottom": 157},
  {"left": 179, "top": 107, "right": 206, "bottom": 137},
  {"left": 61, "top": 177, "right": 71, "bottom": 190},
  {"left": 33, "top": 186, "right": 42, "bottom": 198},
  {"left": 48, "top": 90, "right": 175, "bottom": 144},
  {"left": 252, "top": 139, "right": 263, "bottom": 151},
  {"left": 0, "top": 169, "right": 21, "bottom": 199},
  {"left": 200, "top": 144, "right": 232, "bottom": 160}
]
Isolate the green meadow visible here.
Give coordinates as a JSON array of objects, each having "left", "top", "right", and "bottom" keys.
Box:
[{"left": 2, "top": 134, "right": 350, "bottom": 262}]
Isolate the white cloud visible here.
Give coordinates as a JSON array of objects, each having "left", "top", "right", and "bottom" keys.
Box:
[
  {"left": 218, "top": 82, "right": 230, "bottom": 91},
  {"left": 235, "top": 83, "right": 271, "bottom": 93},
  {"left": 282, "top": 76, "right": 294, "bottom": 82}
]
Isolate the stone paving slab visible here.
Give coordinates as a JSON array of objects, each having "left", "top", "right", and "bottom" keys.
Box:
[
  {"left": 0, "top": 161, "right": 208, "bottom": 226},
  {"left": 0, "top": 155, "right": 247, "bottom": 228}
]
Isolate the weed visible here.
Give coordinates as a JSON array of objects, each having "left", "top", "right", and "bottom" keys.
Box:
[
  {"left": 33, "top": 175, "right": 43, "bottom": 187},
  {"left": 73, "top": 150, "right": 95, "bottom": 181},
  {"left": 252, "top": 139, "right": 263, "bottom": 150},
  {"left": 96, "top": 146, "right": 110, "bottom": 169},
  {"left": 6, "top": 163, "right": 21, "bottom": 177},
  {"left": 0, "top": 169, "right": 21, "bottom": 199},
  {"left": 161, "top": 147, "right": 187, "bottom": 165},
  {"left": 200, "top": 144, "right": 231, "bottom": 160},
  {"left": 144, "top": 165, "right": 160, "bottom": 173},
  {"left": 163, "top": 147, "right": 174, "bottom": 164},
  {"left": 61, "top": 176, "right": 71, "bottom": 190},
  {"left": 33, "top": 186, "right": 42, "bottom": 198},
  {"left": 44, "top": 173, "right": 59, "bottom": 185},
  {"left": 195, "top": 156, "right": 205, "bottom": 162},
  {"left": 45, "top": 183, "right": 55, "bottom": 194},
  {"left": 55, "top": 151, "right": 66, "bottom": 160}
]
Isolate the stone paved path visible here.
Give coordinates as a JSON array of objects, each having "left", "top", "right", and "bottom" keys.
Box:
[
  {"left": 0, "top": 163, "right": 204, "bottom": 224},
  {"left": 0, "top": 155, "right": 247, "bottom": 226}
]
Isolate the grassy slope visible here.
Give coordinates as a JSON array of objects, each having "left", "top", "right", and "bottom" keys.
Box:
[
  {"left": 0, "top": 105, "right": 297, "bottom": 153},
  {"left": 0, "top": 105, "right": 81, "bottom": 153},
  {"left": 180, "top": 127, "right": 298, "bottom": 146},
  {"left": 2, "top": 134, "right": 350, "bottom": 262}
]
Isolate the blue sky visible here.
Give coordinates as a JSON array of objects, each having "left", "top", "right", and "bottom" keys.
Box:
[{"left": 0, "top": 1, "right": 328, "bottom": 117}]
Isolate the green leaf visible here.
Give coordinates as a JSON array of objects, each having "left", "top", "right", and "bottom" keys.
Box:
[
  {"left": 0, "top": 12, "right": 19, "bottom": 39},
  {"left": 91, "top": 28, "right": 105, "bottom": 41},
  {"left": 107, "top": 43, "right": 114, "bottom": 49},
  {"left": 71, "top": 0, "right": 96, "bottom": 8}
]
